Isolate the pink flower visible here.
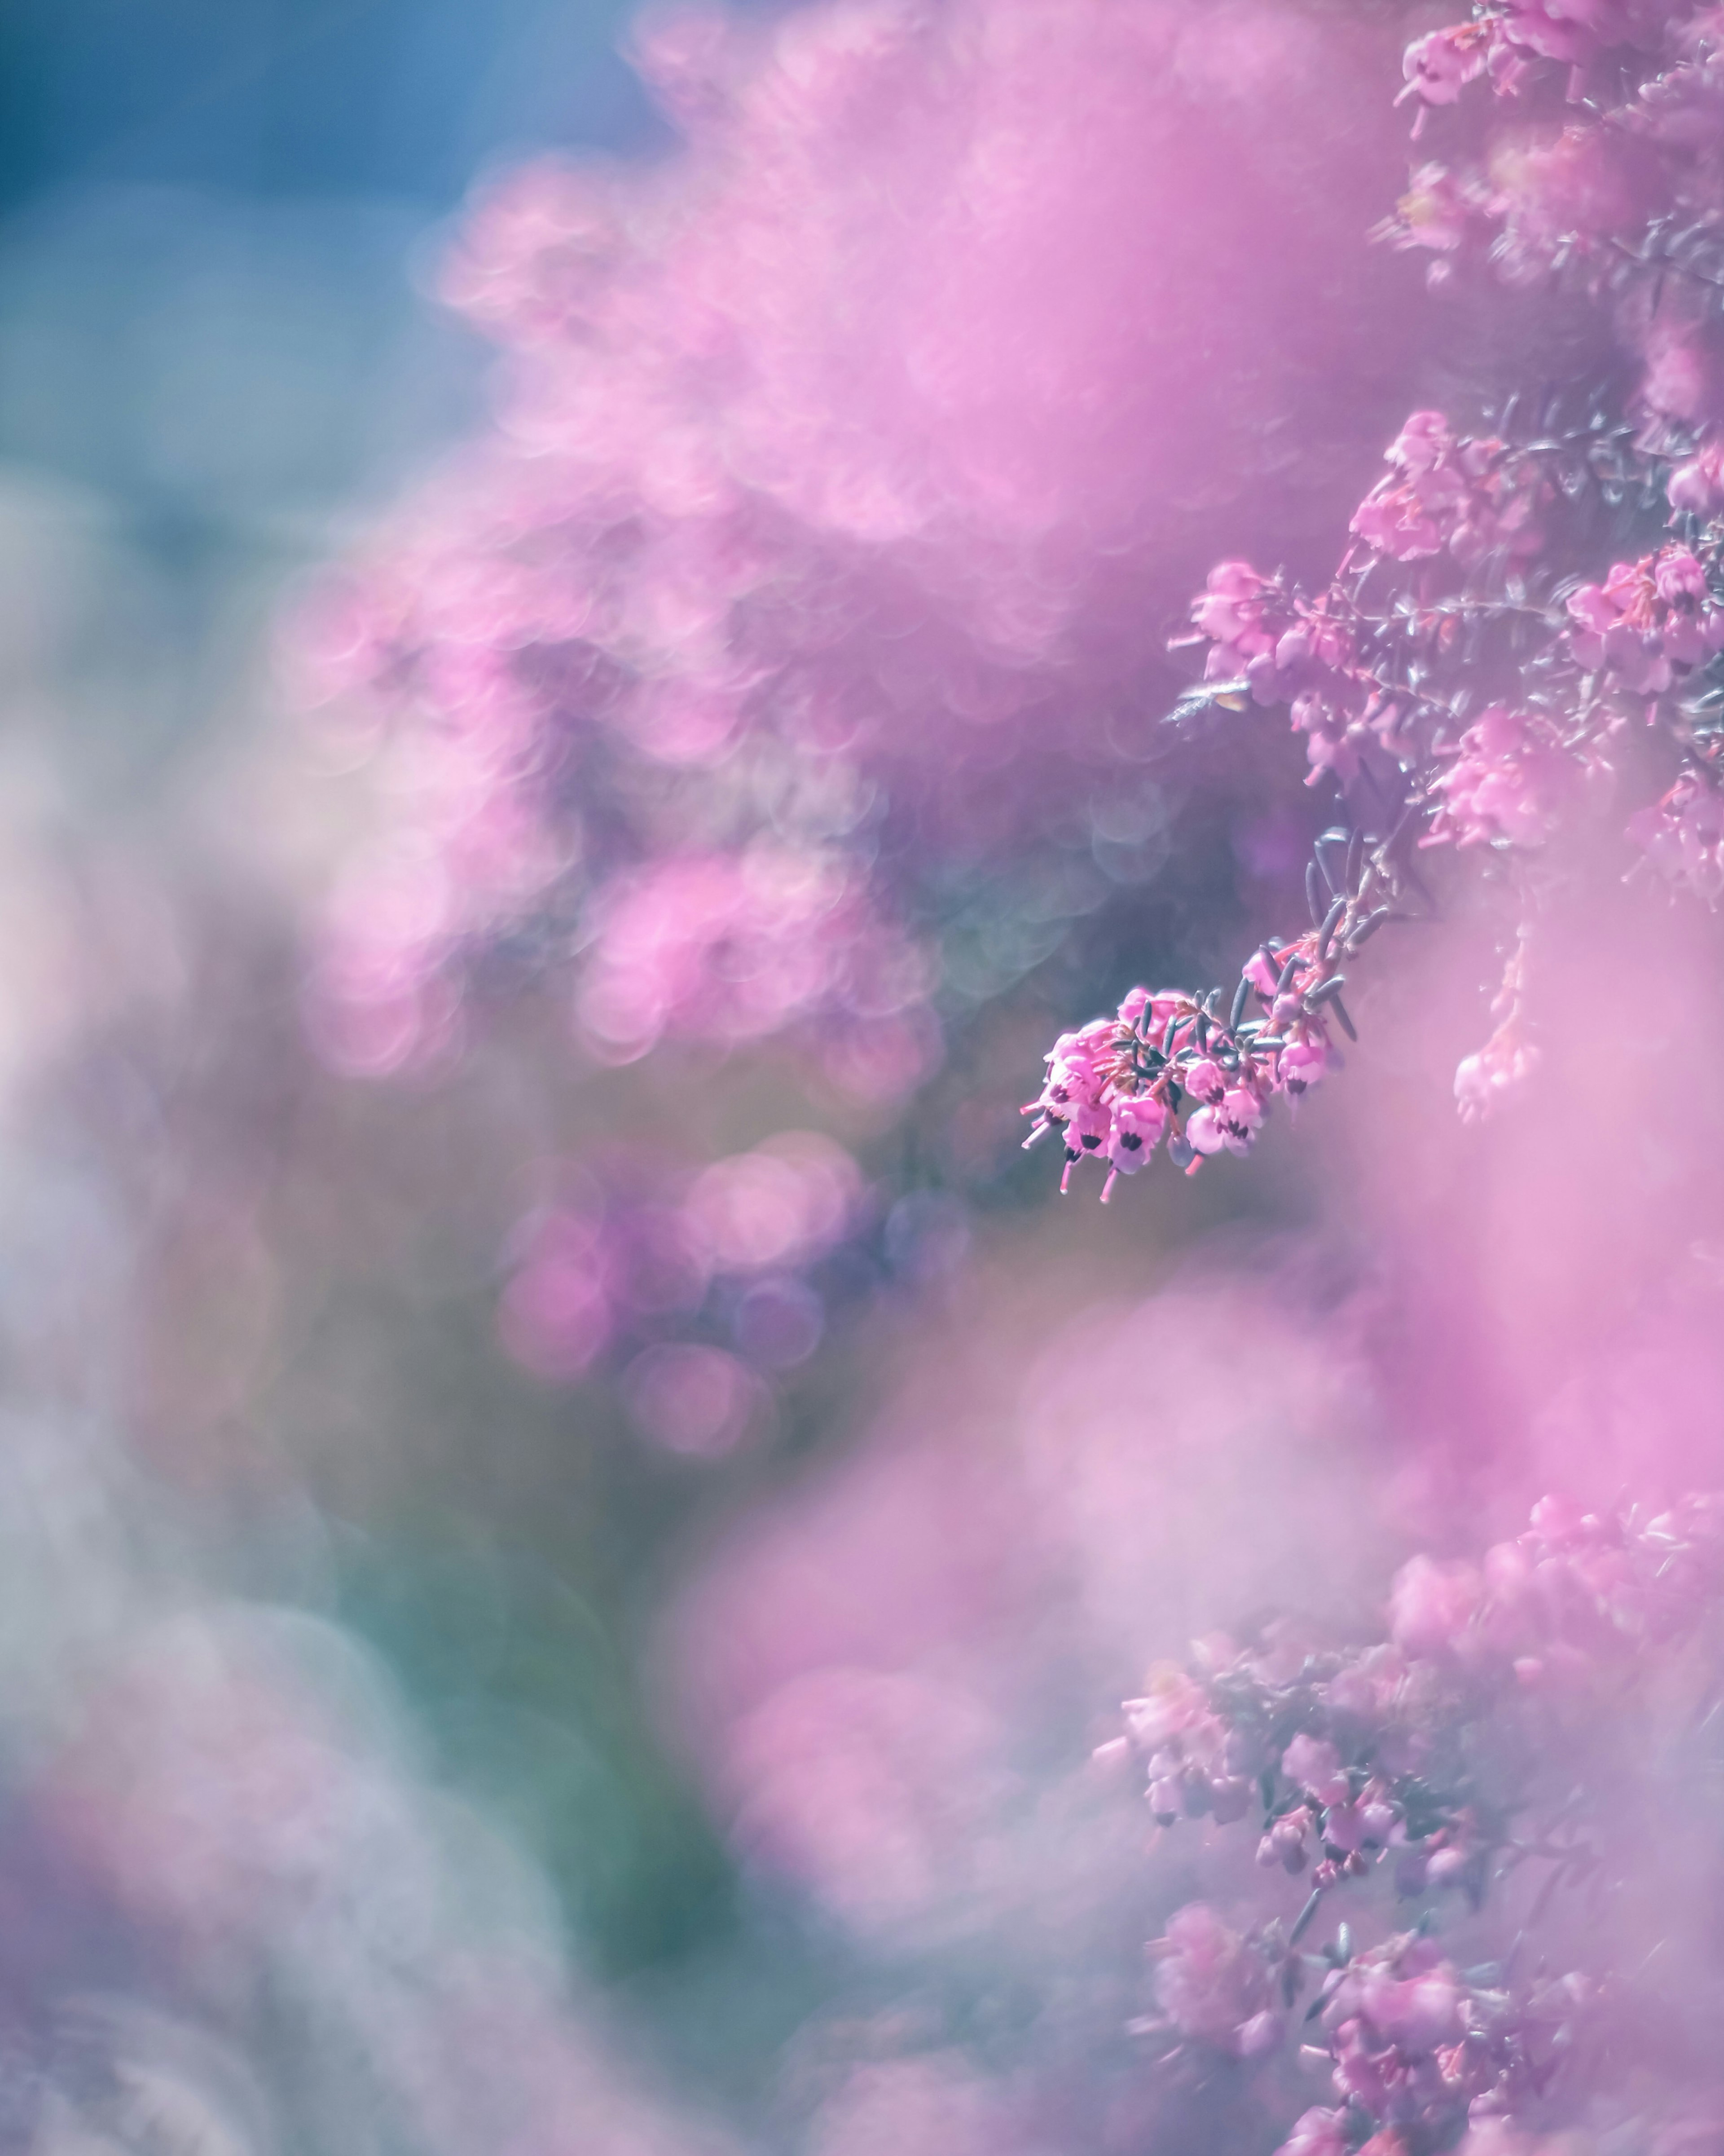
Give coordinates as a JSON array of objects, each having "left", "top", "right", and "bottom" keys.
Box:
[
  {"left": 1499, "top": 0, "right": 1655, "bottom": 71},
  {"left": 1123, "top": 1666, "right": 1213, "bottom": 1750},
  {"left": 1220, "top": 1086, "right": 1265, "bottom": 1139},
  {"left": 1279, "top": 1037, "right": 1328, "bottom": 1094},
  {"left": 1185, "top": 1105, "right": 1232, "bottom": 1157},
  {"left": 1657, "top": 544, "right": 1711, "bottom": 602},
  {"left": 1352, "top": 1962, "right": 1463, "bottom": 2048},
  {"left": 1190, "top": 561, "right": 1297, "bottom": 692},
  {"left": 1258, "top": 1804, "right": 1314, "bottom": 1873},
  {"left": 1106, "top": 1092, "right": 1169, "bottom": 1177},
  {"left": 1487, "top": 123, "right": 1663, "bottom": 283},
  {"left": 1377, "top": 164, "right": 1490, "bottom": 263},
  {"left": 1567, "top": 545, "right": 1724, "bottom": 691},
  {"left": 1399, "top": 25, "right": 1491, "bottom": 106},
  {"left": 1638, "top": 312, "right": 1724, "bottom": 429}
]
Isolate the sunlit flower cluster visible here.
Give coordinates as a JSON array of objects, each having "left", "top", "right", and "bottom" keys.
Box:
[{"left": 1386, "top": 0, "right": 1724, "bottom": 456}]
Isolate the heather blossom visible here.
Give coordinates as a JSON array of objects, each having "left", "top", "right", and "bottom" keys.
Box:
[
  {"left": 1182, "top": 563, "right": 1384, "bottom": 782},
  {"left": 1377, "top": 162, "right": 1495, "bottom": 268},
  {"left": 1022, "top": 917, "right": 1359, "bottom": 1195},
  {"left": 1349, "top": 412, "right": 1543, "bottom": 566},
  {"left": 1454, "top": 1020, "right": 1542, "bottom": 1122},
  {"left": 1384, "top": 0, "right": 1724, "bottom": 421},
  {"left": 1192, "top": 561, "right": 1299, "bottom": 693},
  {"left": 1400, "top": 23, "right": 1494, "bottom": 107},
  {"left": 1026, "top": 791, "right": 1404, "bottom": 1196},
  {"left": 1113, "top": 1489, "right": 1724, "bottom": 1887},
  {"left": 1399, "top": 0, "right": 1675, "bottom": 114},
  {"left": 1566, "top": 545, "right": 1724, "bottom": 694}
]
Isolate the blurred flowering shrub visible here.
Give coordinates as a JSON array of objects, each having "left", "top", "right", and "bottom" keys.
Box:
[
  {"left": 255, "top": 0, "right": 1724, "bottom": 2147},
  {"left": 294, "top": 0, "right": 1422, "bottom": 1430},
  {"left": 498, "top": 1130, "right": 866, "bottom": 1448},
  {"left": 299, "top": 0, "right": 1400, "bottom": 1083},
  {"left": 1099, "top": 1489, "right": 1724, "bottom": 2156}
]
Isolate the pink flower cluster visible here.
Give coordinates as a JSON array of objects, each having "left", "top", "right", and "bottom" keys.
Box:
[
  {"left": 1188, "top": 563, "right": 1389, "bottom": 783},
  {"left": 1071, "top": 376, "right": 1724, "bottom": 1187},
  {"left": 1387, "top": 0, "right": 1724, "bottom": 448},
  {"left": 1024, "top": 964, "right": 1336, "bottom": 1198},
  {"left": 1105, "top": 1496, "right": 1724, "bottom": 2156},
  {"left": 1349, "top": 412, "right": 1543, "bottom": 567},
  {"left": 1118, "top": 1663, "right": 1254, "bottom": 1827},
  {"left": 1108, "top": 1491, "right": 1724, "bottom": 1896},
  {"left": 1179, "top": 410, "right": 1558, "bottom": 808},
  {"left": 1402, "top": 0, "right": 1675, "bottom": 116},
  {"left": 1425, "top": 705, "right": 1599, "bottom": 850},
  {"left": 1143, "top": 1903, "right": 1590, "bottom": 2141},
  {"left": 1567, "top": 544, "right": 1724, "bottom": 693},
  {"left": 1304, "top": 1939, "right": 1589, "bottom": 2143},
  {"left": 1670, "top": 431, "right": 1724, "bottom": 512},
  {"left": 1377, "top": 161, "right": 1495, "bottom": 265}
]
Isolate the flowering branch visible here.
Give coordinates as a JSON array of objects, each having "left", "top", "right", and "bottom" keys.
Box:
[
  {"left": 1030, "top": 0, "right": 1724, "bottom": 1194},
  {"left": 1024, "top": 821, "right": 1418, "bottom": 1192}
]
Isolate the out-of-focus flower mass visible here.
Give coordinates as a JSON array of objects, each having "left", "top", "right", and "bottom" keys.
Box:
[{"left": 296, "top": 0, "right": 1406, "bottom": 1089}]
